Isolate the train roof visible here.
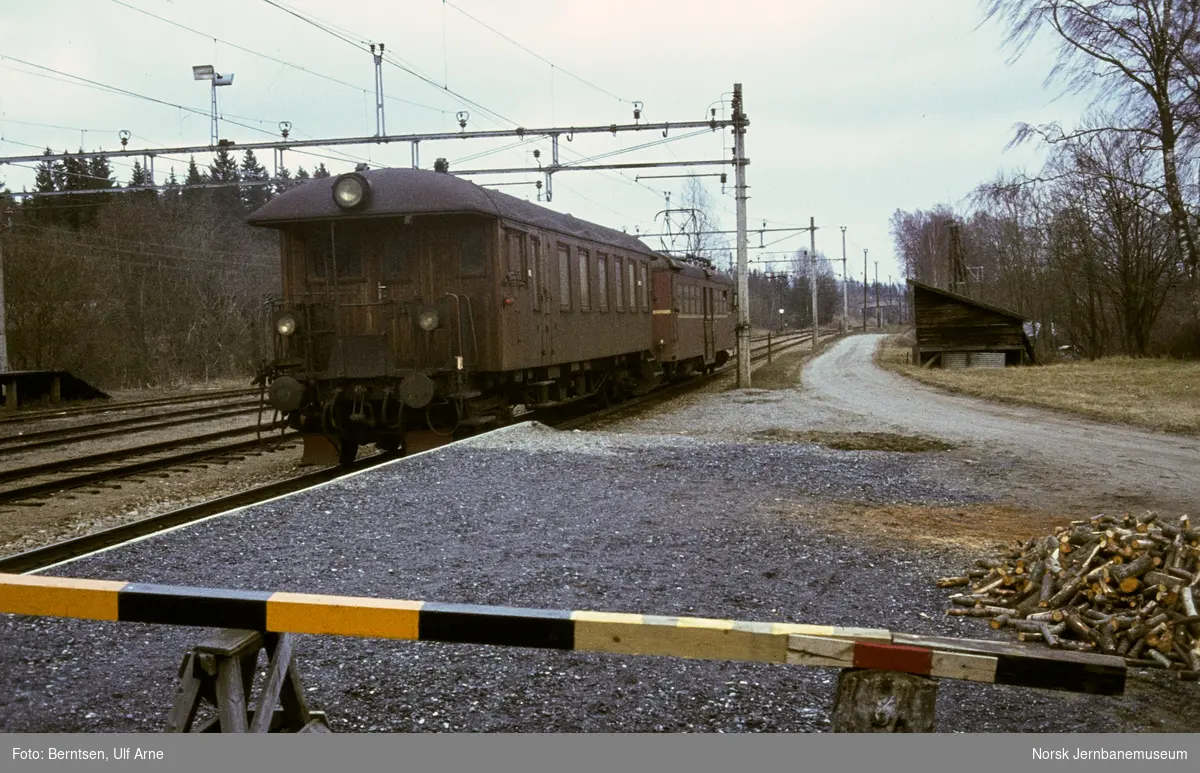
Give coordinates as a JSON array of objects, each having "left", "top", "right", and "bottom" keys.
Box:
[
  {"left": 247, "top": 167, "right": 654, "bottom": 255},
  {"left": 660, "top": 255, "right": 734, "bottom": 284}
]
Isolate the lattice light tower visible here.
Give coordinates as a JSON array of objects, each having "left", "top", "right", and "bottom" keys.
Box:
[{"left": 192, "top": 65, "right": 234, "bottom": 146}]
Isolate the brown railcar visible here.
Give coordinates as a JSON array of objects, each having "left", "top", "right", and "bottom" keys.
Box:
[
  {"left": 652, "top": 258, "right": 735, "bottom": 378},
  {"left": 248, "top": 167, "right": 733, "bottom": 463}
]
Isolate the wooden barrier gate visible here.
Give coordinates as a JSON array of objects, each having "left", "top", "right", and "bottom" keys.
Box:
[{"left": 0, "top": 573, "right": 1126, "bottom": 732}]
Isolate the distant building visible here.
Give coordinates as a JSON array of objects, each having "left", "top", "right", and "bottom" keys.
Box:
[{"left": 908, "top": 280, "right": 1036, "bottom": 368}]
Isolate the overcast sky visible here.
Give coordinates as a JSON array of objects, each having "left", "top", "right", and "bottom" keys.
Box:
[{"left": 0, "top": 0, "right": 1091, "bottom": 283}]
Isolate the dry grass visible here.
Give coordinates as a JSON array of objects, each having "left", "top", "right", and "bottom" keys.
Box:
[
  {"left": 747, "top": 332, "right": 844, "bottom": 390},
  {"left": 753, "top": 428, "right": 953, "bottom": 453},
  {"left": 784, "top": 500, "right": 1077, "bottom": 552},
  {"left": 877, "top": 335, "right": 1200, "bottom": 435}
]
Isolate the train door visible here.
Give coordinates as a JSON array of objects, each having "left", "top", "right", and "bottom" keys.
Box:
[
  {"left": 703, "top": 285, "right": 716, "bottom": 363},
  {"left": 535, "top": 238, "right": 552, "bottom": 362},
  {"left": 530, "top": 236, "right": 553, "bottom": 362}
]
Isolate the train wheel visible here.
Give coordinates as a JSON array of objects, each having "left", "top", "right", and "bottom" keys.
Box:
[{"left": 338, "top": 440, "right": 360, "bottom": 466}]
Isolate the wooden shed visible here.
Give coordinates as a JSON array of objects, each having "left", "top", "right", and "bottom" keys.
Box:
[{"left": 908, "top": 280, "right": 1036, "bottom": 368}]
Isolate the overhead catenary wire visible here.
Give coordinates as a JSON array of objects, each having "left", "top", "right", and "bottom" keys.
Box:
[
  {"left": 259, "top": 0, "right": 519, "bottom": 130},
  {"left": 0, "top": 55, "right": 289, "bottom": 144},
  {"left": 108, "top": 0, "right": 449, "bottom": 116},
  {"left": 442, "top": 0, "right": 634, "bottom": 105}
]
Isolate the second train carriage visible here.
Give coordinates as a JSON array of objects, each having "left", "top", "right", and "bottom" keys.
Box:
[{"left": 248, "top": 167, "right": 733, "bottom": 463}]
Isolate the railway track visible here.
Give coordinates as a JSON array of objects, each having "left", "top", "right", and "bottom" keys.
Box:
[
  {"left": 0, "top": 422, "right": 289, "bottom": 507},
  {"left": 0, "top": 450, "right": 394, "bottom": 574},
  {"left": 0, "top": 386, "right": 258, "bottom": 427},
  {"left": 0, "top": 399, "right": 262, "bottom": 452},
  {"left": 1, "top": 331, "right": 832, "bottom": 573},
  {"left": 556, "top": 329, "right": 824, "bottom": 430}
]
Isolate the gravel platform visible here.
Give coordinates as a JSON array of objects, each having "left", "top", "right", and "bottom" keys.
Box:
[{"left": 1, "top": 421, "right": 1192, "bottom": 733}]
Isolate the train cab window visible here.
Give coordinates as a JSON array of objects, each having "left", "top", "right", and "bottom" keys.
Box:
[
  {"left": 300, "top": 223, "right": 362, "bottom": 280},
  {"left": 383, "top": 229, "right": 414, "bottom": 282},
  {"left": 558, "top": 244, "right": 571, "bottom": 311},
  {"left": 298, "top": 225, "right": 331, "bottom": 279},
  {"left": 332, "top": 224, "right": 364, "bottom": 278},
  {"left": 504, "top": 229, "right": 525, "bottom": 283},
  {"left": 597, "top": 254, "right": 609, "bottom": 312},
  {"left": 614, "top": 256, "right": 624, "bottom": 311},
  {"left": 639, "top": 264, "right": 649, "bottom": 311},
  {"left": 460, "top": 227, "right": 489, "bottom": 278},
  {"left": 578, "top": 249, "right": 591, "bottom": 311}
]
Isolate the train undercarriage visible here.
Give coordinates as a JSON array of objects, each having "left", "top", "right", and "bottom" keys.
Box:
[{"left": 260, "top": 350, "right": 678, "bottom": 466}]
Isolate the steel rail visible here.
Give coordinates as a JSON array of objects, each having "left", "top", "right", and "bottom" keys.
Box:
[
  {"left": 0, "top": 432, "right": 289, "bottom": 506},
  {"left": 0, "top": 423, "right": 284, "bottom": 486},
  {"left": 0, "top": 450, "right": 398, "bottom": 574},
  {"left": 0, "top": 402, "right": 261, "bottom": 452},
  {"left": 0, "top": 387, "right": 259, "bottom": 425}
]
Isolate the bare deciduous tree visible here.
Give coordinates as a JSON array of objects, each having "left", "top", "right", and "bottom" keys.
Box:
[{"left": 983, "top": 0, "right": 1200, "bottom": 283}]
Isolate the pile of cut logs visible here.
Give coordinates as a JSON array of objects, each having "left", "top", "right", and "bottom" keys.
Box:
[{"left": 938, "top": 512, "right": 1200, "bottom": 676}]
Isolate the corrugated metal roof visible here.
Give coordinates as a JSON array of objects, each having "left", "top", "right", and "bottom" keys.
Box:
[{"left": 246, "top": 168, "right": 654, "bottom": 254}]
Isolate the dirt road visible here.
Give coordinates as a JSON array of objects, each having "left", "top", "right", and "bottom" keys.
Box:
[{"left": 803, "top": 335, "right": 1200, "bottom": 514}]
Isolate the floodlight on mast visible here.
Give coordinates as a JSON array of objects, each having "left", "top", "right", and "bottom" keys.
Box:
[{"left": 193, "top": 64, "right": 234, "bottom": 146}]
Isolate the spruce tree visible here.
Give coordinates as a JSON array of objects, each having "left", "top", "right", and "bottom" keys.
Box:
[
  {"left": 239, "top": 148, "right": 270, "bottom": 213},
  {"left": 87, "top": 155, "right": 114, "bottom": 190},
  {"left": 182, "top": 154, "right": 208, "bottom": 207},
  {"left": 60, "top": 151, "right": 92, "bottom": 229},
  {"left": 274, "top": 164, "right": 294, "bottom": 196},
  {"left": 34, "top": 149, "right": 59, "bottom": 193},
  {"left": 208, "top": 148, "right": 241, "bottom": 217},
  {"left": 185, "top": 155, "right": 205, "bottom": 186},
  {"left": 27, "top": 149, "right": 62, "bottom": 225},
  {"left": 313, "top": 163, "right": 331, "bottom": 178},
  {"left": 129, "top": 160, "right": 148, "bottom": 187}
]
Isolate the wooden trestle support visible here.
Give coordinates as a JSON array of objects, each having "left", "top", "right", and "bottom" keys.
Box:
[{"left": 166, "top": 630, "right": 330, "bottom": 733}]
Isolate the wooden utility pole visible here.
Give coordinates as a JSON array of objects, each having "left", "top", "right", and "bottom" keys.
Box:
[
  {"left": 810, "top": 217, "right": 818, "bottom": 351},
  {"left": 732, "top": 84, "right": 751, "bottom": 389},
  {"left": 862, "top": 249, "right": 868, "bottom": 332},
  {"left": 875, "top": 261, "right": 881, "bottom": 329},
  {"left": 0, "top": 208, "right": 10, "bottom": 373},
  {"left": 840, "top": 226, "right": 848, "bottom": 333}
]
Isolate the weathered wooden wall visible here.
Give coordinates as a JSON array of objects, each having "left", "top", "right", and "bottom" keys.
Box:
[{"left": 911, "top": 283, "right": 1031, "bottom": 366}]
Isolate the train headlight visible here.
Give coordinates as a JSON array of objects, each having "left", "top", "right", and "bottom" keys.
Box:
[
  {"left": 417, "top": 308, "right": 440, "bottom": 331},
  {"left": 275, "top": 313, "right": 298, "bottom": 337},
  {"left": 331, "top": 172, "right": 370, "bottom": 210}
]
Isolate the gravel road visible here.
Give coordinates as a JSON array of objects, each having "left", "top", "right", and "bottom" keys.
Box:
[{"left": 799, "top": 336, "right": 1200, "bottom": 515}]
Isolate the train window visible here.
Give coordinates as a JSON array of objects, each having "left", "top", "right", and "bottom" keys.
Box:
[
  {"left": 505, "top": 229, "right": 525, "bottom": 283},
  {"left": 299, "top": 225, "right": 331, "bottom": 279},
  {"left": 558, "top": 244, "right": 571, "bottom": 311},
  {"left": 639, "top": 263, "right": 649, "bottom": 311},
  {"left": 460, "top": 226, "right": 488, "bottom": 277},
  {"left": 629, "top": 261, "right": 637, "bottom": 311},
  {"left": 383, "top": 229, "right": 414, "bottom": 281},
  {"left": 614, "top": 257, "right": 624, "bottom": 311},
  {"left": 596, "top": 254, "right": 609, "bottom": 312},
  {"left": 332, "top": 224, "right": 363, "bottom": 278},
  {"left": 578, "top": 249, "right": 591, "bottom": 311}
]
